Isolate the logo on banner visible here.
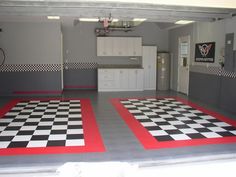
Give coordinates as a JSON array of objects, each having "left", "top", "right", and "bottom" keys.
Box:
[
  {"left": 195, "top": 42, "right": 215, "bottom": 63},
  {"left": 198, "top": 44, "right": 212, "bottom": 57}
]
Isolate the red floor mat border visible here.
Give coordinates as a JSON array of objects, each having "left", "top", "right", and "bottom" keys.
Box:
[
  {"left": 0, "top": 98, "right": 106, "bottom": 156},
  {"left": 111, "top": 96, "right": 236, "bottom": 149}
]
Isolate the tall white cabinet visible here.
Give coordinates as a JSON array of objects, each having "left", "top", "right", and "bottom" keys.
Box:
[{"left": 142, "top": 46, "right": 157, "bottom": 90}]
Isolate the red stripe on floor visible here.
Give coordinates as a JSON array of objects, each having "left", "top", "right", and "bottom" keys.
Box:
[{"left": 13, "top": 91, "right": 62, "bottom": 94}]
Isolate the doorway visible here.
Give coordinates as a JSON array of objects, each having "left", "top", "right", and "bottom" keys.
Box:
[{"left": 178, "top": 35, "right": 190, "bottom": 95}]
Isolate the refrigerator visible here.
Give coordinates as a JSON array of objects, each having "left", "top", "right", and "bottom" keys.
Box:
[{"left": 157, "top": 52, "right": 170, "bottom": 91}]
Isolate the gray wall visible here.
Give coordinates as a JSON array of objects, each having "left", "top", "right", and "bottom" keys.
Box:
[
  {"left": 169, "top": 17, "right": 236, "bottom": 114},
  {"left": 0, "top": 21, "right": 61, "bottom": 64},
  {"left": 225, "top": 17, "right": 236, "bottom": 51},
  {"left": 62, "top": 21, "right": 168, "bottom": 88},
  {"left": 62, "top": 21, "right": 168, "bottom": 64},
  {"left": 189, "top": 72, "right": 221, "bottom": 106},
  {"left": 0, "top": 21, "right": 62, "bottom": 95}
]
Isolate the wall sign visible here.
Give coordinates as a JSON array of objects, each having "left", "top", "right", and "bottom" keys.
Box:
[{"left": 195, "top": 42, "right": 215, "bottom": 63}]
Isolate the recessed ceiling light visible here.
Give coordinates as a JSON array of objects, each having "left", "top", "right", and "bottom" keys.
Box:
[
  {"left": 79, "top": 18, "right": 99, "bottom": 22},
  {"left": 133, "top": 18, "right": 147, "bottom": 22},
  {"left": 47, "top": 16, "right": 60, "bottom": 20},
  {"left": 112, "top": 18, "right": 119, "bottom": 22},
  {"left": 175, "top": 20, "right": 195, "bottom": 25}
]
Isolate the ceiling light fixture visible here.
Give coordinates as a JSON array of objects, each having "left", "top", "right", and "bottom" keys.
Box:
[
  {"left": 175, "top": 20, "right": 195, "bottom": 24},
  {"left": 79, "top": 18, "right": 99, "bottom": 22},
  {"left": 112, "top": 18, "right": 119, "bottom": 22},
  {"left": 133, "top": 18, "right": 147, "bottom": 22},
  {"left": 47, "top": 16, "right": 60, "bottom": 20}
]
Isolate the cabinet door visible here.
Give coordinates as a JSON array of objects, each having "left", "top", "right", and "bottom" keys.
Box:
[
  {"left": 149, "top": 47, "right": 157, "bottom": 89},
  {"left": 98, "top": 69, "right": 115, "bottom": 80},
  {"left": 133, "top": 38, "right": 142, "bottom": 56},
  {"left": 103, "top": 37, "right": 113, "bottom": 56},
  {"left": 97, "top": 37, "right": 113, "bottom": 56},
  {"left": 128, "top": 69, "right": 137, "bottom": 89},
  {"left": 142, "top": 46, "right": 157, "bottom": 90},
  {"left": 126, "top": 38, "right": 134, "bottom": 56},
  {"left": 142, "top": 46, "right": 150, "bottom": 89},
  {"left": 121, "top": 38, "right": 129, "bottom": 56},
  {"left": 113, "top": 37, "right": 127, "bottom": 56},
  {"left": 137, "top": 69, "right": 144, "bottom": 90},
  {"left": 98, "top": 69, "right": 119, "bottom": 91},
  {"left": 119, "top": 69, "right": 129, "bottom": 90},
  {"left": 97, "top": 37, "right": 104, "bottom": 56}
]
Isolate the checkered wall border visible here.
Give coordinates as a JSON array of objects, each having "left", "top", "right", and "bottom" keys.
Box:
[
  {"left": 0, "top": 62, "right": 98, "bottom": 72},
  {"left": 190, "top": 65, "right": 236, "bottom": 79},
  {"left": 64, "top": 62, "right": 98, "bottom": 70},
  {"left": 0, "top": 64, "right": 61, "bottom": 72},
  {"left": 220, "top": 70, "right": 236, "bottom": 78}
]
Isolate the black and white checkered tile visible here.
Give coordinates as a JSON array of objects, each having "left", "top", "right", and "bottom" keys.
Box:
[
  {"left": 0, "top": 64, "right": 61, "bottom": 72},
  {"left": 121, "top": 98, "right": 236, "bottom": 142},
  {"left": 0, "top": 100, "right": 84, "bottom": 148},
  {"left": 64, "top": 62, "right": 98, "bottom": 70}
]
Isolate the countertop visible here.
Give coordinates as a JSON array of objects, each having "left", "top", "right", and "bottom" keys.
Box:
[{"left": 98, "top": 64, "right": 143, "bottom": 69}]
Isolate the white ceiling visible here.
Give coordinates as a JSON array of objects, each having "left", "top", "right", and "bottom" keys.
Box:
[{"left": 0, "top": 0, "right": 235, "bottom": 24}]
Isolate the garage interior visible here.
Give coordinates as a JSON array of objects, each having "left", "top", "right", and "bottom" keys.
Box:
[{"left": 0, "top": 0, "right": 236, "bottom": 176}]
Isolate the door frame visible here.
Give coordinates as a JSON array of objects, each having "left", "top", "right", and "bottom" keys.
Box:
[{"left": 177, "top": 35, "right": 191, "bottom": 95}]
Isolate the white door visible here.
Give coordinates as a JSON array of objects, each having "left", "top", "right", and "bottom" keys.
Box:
[{"left": 178, "top": 35, "right": 190, "bottom": 95}]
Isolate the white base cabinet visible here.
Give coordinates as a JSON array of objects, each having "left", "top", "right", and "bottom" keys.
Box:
[{"left": 98, "top": 69, "right": 144, "bottom": 92}]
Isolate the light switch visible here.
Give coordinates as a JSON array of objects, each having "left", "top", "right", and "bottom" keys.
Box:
[{"left": 227, "top": 40, "right": 232, "bottom": 45}]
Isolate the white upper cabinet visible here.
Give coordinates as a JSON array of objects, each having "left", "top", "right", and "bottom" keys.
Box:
[
  {"left": 97, "top": 37, "right": 142, "bottom": 56},
  {"left": 113, "top": 37, "right": 128, "bottom": 56},
  {"left": 97, "top": 37, "right": 104, "bottom": 56},
  {"left": 133, "top": 38, "right": 142, "bottom": 56},
  {"left": 97, "top": 37, "right": 113, "bottom": 56}
]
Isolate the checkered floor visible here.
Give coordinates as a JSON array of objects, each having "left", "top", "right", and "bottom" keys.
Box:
[
  {"left": 120, "top": 98, "right": 236, "bottom": 142},
  {"left": 0, "top": 100, "right": 84, "bottom": 148}
]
